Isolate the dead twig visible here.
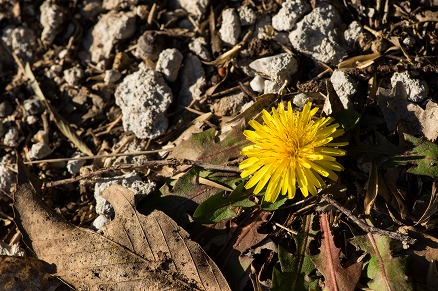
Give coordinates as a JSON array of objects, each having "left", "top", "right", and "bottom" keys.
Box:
[
  {"left": 43, "top": 159, "right": 241, "bottom": 188},
  {"left": 322, "top": 195, "right": 416, "bottom": 245}
]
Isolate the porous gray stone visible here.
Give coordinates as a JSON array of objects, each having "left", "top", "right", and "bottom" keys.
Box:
[
  {"left": 289, "top": 3, "right": 346, "bottom": 64},
  {"left": 3, "top": 126, "right": 20, "bottom": 148},
  {"left": 0, "top": 157, "right": 15, "bottom": 194},
  {"left": 189, "top": 37, "right": 212, "bottom": 61},
  {"left": 115, "top": 64, "right": 173, "bottom": 139},
  {"left": 344, "top": 21, "right": 365, "bottom": 48},
  {"left": 156, "top": 48, "right": 183, "bottom": 82},
  {"left": 391, "top": 71, "right": 429, "bottom": 103},
  {"left": 210, "top": 92, "right": 248, "bottom": 116},
  {"left": 23, "top": 97, "right": 44, "bottom": 116},
  {"left": 249, "top": 53, "right": 298, "bottom": 83},
  {"left": 293, "top": 93, "right": 312, "bottom": 107},
  {"left": 2, "top": 26, "right": 36, "bottom": 63},
  {"left": 219, "top": 8, "right": 241, "bottom": 47},
  {"left": 40, "top": 1, "right": 65, "bottom": 45},
  {"left": 272, "top": 0, "right": 310, "bottom": 31},
  {"left": 330, "top": 70, "right": 357, "bottom": 109},
  {"left": 28, "top": 143, "right": 52, "bottom": 160},
  {"left": 179, "top": 54, "right": 206, "bottom": 106},
  {"left": 85, "top": 10, "right": 136, "bottom": 64},
  {"left": 250, "top": 75, "right": 265, "bottom": 92},
  {"left": 176, "top": 0, "right": 209, "bottom": 18},
  {"left": 102, "top": 0, "right": 138, "bottom": 10},
  {"left": 63, "top": 66, "right": 84, "bottom": 86},
  {"left": 67, "top": 152, "right": 87, "bottom": 175},
  {"left": 238, "top": 6, "right": 257, "bottom": 26}
]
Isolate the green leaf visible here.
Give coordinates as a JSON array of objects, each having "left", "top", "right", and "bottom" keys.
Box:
[
  {"left": 194, "top": 182, "right": 255, "bottom": 224},
  {"left": 351, "top": 131, "right": 403, "bottom": 161},
  {"left": 272, "top": 216, "right": 317, "bottom": 291},
  {"left": 351, "top": 233, "right": 413, "bottom": 291},
  {"left": 394, "top": 134, "right": 438, "bottom": 178},
  {"left": 261, "top": 197, "right": 287, "bottom": 211},
  {"left": 332, "top": 109, "right": 361, "bottom": 131},
  {"left": 154, "top": 167, "right": 237, "bottom": 226}
]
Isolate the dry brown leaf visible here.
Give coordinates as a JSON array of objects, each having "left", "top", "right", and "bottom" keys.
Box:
[
  {"left": 364, "top": 161, "right": 379, "bottom": 215},
  {"left": 415, "top": 10, "right": 438, "bottom": 22},
  {"left": 400, "top": 226, "right": 438, "bottom": 262},
  {"left": 14, "top": 160, "right": 230, "bottom": 290},
  {"left": 0, "top": 256, "right": 65, "bottom": 290},
  {"left": 338, "top": 52, "right": 382, "bottom": 69},
  {"left": 24, "top": 63, "right": 94, "bottom": 156},
  {"left": 312, "top": 214, "right": 362, "bottom": 291}
]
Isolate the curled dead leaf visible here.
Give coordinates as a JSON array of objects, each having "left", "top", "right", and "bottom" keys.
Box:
[{"left": 14, "top": 159, "right": 230, "bottom": 290}]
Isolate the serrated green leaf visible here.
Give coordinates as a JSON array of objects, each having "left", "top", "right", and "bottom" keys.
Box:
[
  {"left": 332, "top": 109, "right": 361, "bottom": 131},
  {"left": 350, "top": 234, "right": 413, "bottom": 291},
  {"left": 194, "top": 182, "right": 255, "bottom": 224},
  {"left": 403, "top": 134, "right": 438, "bottom": 177},
  {"left": 384, "top": 134, "right": 438, "bottom": 177}
]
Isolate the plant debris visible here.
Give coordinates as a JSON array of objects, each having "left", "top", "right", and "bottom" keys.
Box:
[{"left": 1, "top": 0, "right": 438, "bottom": 290}]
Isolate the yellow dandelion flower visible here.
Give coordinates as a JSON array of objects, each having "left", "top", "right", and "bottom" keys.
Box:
[{"left": 239, "top": 101, "right": 348, "bottom": 202}]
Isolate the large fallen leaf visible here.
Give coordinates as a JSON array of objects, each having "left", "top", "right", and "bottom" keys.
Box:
[
  {"left": 312, "top": 213, "right": 362, "bottom": 291},
  {"left": 0, "top": 256, "right": 65, "bottom": 290},
  {"left": 351, "top": 233, "right": 413, "bottom": 291},
  {"left": 14, "top": 161, "right": 230, "bottom": 290}
]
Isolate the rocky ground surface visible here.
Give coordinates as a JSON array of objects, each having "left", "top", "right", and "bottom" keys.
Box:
[{"left": 1, "top": 0, "right": 438, "bottom": 290}]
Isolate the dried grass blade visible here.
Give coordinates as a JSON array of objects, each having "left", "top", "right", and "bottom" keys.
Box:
[{"left": 24, "top": 63, "right": 94, "bottom": 156}]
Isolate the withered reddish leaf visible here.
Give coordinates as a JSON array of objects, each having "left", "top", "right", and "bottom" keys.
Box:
[
  {"left": 312, "top": 214, "right": 362, "bottom": 291},
  {"left": 170, "top": 119, "right": 247, "bottom": 164},
  {"left": 14, "top": 160, "right": 230, "bottom": 290},
  {"left": 232, "top": 211, "right": 270, "bottom": 254}
]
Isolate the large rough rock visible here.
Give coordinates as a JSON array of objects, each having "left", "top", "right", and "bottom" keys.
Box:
[
  {"left": 39, "top": 1, "right": 65, "bottom": 45},
  {"left": 391, "top": 71, "right": 429, "bottom": 103},
  {"left": 249, "top": 53, "right": 298, "bottom": 83},
  {"left": 272, "top": 0, "right": 310, "bottom": 31},
  {"left": 179, "top": 54, "right": 206, "bottom": 106},
  {"left": 84, "top": 10, "right": 136, "bottom": 64},
  {"left": 289, "top": 2, "right": 346, "bottom": 64},
  {"left": 219, "top": 8, "right": 241, "bottom": 46},
  {"left": 115, "top": 64, "right": 173, "bottom": 139}
]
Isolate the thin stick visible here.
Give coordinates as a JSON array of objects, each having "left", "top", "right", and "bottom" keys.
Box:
[
  {"left": 24, "top": 149, "right": 173, "bottom": 164},
  {"left": 322, "top": 195, "right": 416, "bottom": 245},
  {"left": 43, "top": 159, "right": 241, "bottom": 188}
]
